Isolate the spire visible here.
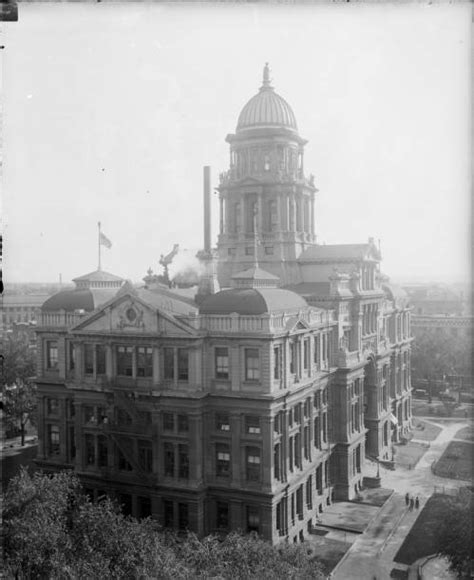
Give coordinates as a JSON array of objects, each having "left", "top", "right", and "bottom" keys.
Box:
[{"left": 260, "top": 62, "right": 272, "bottom": 90}]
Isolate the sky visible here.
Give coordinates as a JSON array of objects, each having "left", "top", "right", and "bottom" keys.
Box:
[{"left": 1, "top": 2, "right": 471, "bottom": 285}]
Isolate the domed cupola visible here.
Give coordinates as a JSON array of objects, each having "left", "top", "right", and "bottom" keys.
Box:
[{"left": 236, "top": 63, "right": 298, "bottom": 133}]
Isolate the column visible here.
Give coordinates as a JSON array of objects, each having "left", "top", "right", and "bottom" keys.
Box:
[
  {"left": 310, "top": 198, "right": 315, "bottom": 235},
  {"left": 189, "top": 414, "right": 203, "bottom": 484},
  {"left": 75, "top": 343, "right": 83, "bottom": 382},
  {"left": 106, "top": 343, "right": 113, "bottom": 380}
]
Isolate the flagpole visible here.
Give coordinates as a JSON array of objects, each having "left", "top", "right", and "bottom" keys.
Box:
[{"left": 98, "top": 221, "right": 101, "bottom": 271}]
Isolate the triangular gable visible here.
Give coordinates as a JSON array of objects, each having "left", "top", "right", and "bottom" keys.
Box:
[
  {"left": 71, "top": 292, "right": 196, "bottom": 337},
  {"left": 285, "top": 316, "right": 310, "bottom": 332}
]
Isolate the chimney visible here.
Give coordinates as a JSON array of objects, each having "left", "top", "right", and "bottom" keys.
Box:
[
  {"left": 196, "top": 165, "right": 220, "bottom": 304},
  {"left": 203, "top": 166, "right": 211, "bottom": 253}
]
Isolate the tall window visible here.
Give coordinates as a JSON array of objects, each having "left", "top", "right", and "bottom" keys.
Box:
[
  {"left": 178, "top": 414, "right": 189, "bottom": 432},
  {"left": 68, "top": 342, "right": 75, "bottom": 371},
  {"left": 247, "top": 507, "right": 260, "bottom": 533},
  {"left": 117, "top": 442, "right": 132, "bottom": 471},
  {"left": 98, "top": 435, "right": 108, "bottom": 468},
  {"left": 164, "top": 348, "right": 174, "bottom": 380},
  {"left": 178, "top": 349, "right": 189, "bottom": 381},
  {"left": 138, "top": 440, "right": 153, "bottom": 473},
  {"left": 178, "top": 503, "right": 189, "bottom": 530},
  {"left": 47, "top": 397, "right": 59, "bottom": 415},
  {"left": 216, "top": 443, "right": 230, "bottom": 477},
  {"left": 163, "top": 413, "right": 174, "bottom": 431},
  {"left": 245, "top": 348, "right": 260, "bottom": 381},
  {"left": 178, "top": 445, "right": 189, "bottom": 479},
  {"left": 48, "top": 424, "right": 60, "bottom": 455},
  {"left": 164, "top": 442, "right": 175, "bottom": 477},
  {"left": 84, "top": 344, "right": 94, "bottom": 375},
  {"left": 164, "top": 500, "right": 174, "bottom": 528},
  {"left": 117, "top": 346, "right": 133, "bottom": 376},
  {"left": 290, "top": 342, "right": 297, "bottom": 374},
  {"left": 303, "top": 339, "right": 310, "bottom": 372},
  {"left": 137, "top": 347, "right": 153, "bottom": 377},
  {"left": 46, "top": 341, "right": 58, "bottom": 370},
  {"left": 273, "top": 346, "right": 281, "bottom": 380},
  {"left": 245, "top": 416, "right": 260, "bottom": 435},
  {"left": 96, "top": 345, "right": 106, "bottom": 375},
  {"left": 246, "top": 447, "right": 261, "bottom": 482},
  {"left": 314, "top": 416, "right": 321, "bottom": 449},
  {"left": 215, "top": 347, "right": 229, "bottom": 379},
  {"left": 216, "top": 502, "right": 229, "bottom": 529},
  {"left": 85, "top": 434, "right": 95, "bottom": 465},
  {"left": 274, "top": 443, "right": 281, "bottom": 480},
  {"left": 216, "top": 413, "right": 230, "bottom": 432}
]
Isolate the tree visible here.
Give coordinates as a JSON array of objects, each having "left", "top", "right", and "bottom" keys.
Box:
[
  {"left": 435, "top": 491, "right": 473, "bottom": 579},
  {"left": 2, "top": 335, "right": 37, "bottom": 444},
  {"left": 4, "top": 470, "right": 327, "bottom": 580}
]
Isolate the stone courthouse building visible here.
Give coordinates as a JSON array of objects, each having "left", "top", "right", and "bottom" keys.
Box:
[{"left": 35, "top": 65, "right": 413, "bottom": 543}]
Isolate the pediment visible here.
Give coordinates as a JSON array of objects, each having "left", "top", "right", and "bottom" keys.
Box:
[
  {"left": 71, "top": 293, "right": 196, "bottom": 337},
  {"left": 285, "top": 316, "right": 310, "bottom": 332}
]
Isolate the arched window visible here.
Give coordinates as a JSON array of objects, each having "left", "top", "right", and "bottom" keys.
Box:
[{"left": 264, "top": 155, "right": 270, "bottom": 172}]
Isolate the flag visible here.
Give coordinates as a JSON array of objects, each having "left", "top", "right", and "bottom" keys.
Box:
[{"left": 100, "top": 231, "right": 112, "bottom": 249}]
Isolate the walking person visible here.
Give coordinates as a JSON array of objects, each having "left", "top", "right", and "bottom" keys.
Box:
[
  {"left": 409, "top": 498, "right": 414, "bottom": 511},
  {"left": 415, "top": 496, "right": 419, "bottom": 510},
  {"left": 405, "top": 492, "right": 410, "bottom": 506}
]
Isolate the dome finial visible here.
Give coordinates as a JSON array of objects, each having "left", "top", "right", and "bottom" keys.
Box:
[{"left": 261, "top": 62, "right": 272, "bottom": 89}]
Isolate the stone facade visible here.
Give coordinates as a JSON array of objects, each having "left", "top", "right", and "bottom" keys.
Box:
[{"left": 34, "top": 65, "right": 413, "bottom": 544}]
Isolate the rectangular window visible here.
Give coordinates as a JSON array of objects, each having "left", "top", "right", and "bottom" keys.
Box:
[
  {"left": 117, "top": 442, "right": 132, "bottom": 471},
  {"left": 178, "top": 503, "right": 189, "bottom": 530},
  {"left": 274, "top": 443, "right": 281, "bottom": 480},
  {"left": 273, "top": 346, "right": 281, "bottom": 380},
  {"left": 68, "top": 426, "right": 76, "bottom": 461},
  {"left": 137, "top": 346, "right": 153, "bottom": 377},
  {"left": 47, "top": 397, "right": 59, "bottom": 415},
  {"left": 245, "top": 348, "right": 260, "bottom": 381},
  {"left": 164, "top": 500, "right": 174, "bottom": 528},
  {"left": 314, "top": 416, "right": 321, "bottom": 449},
  {"left": 247, "top": 506, "right": 260, "bottom": 533},
  {"left": 246, "top": 447, "right": 261, "bottom": 482},
  {"left": 265, "top": 245, "right": 274, "bottom": 255},
  {"left": 216, "top": 501, "right": 229, "bottom": 529},
  {"left": 303, "top": 339, "right": 309, "bottom": 370},
  {"left": 138, "top": 440, "right": 153, "bottom": 473},
  {"left": 290, "top": 342, "right": 296, "bottom": 374},
  {"left": 84, "top": 344, "right": 94, "bottom": 375},
  {"left": 316, "top": 465, "right": 323, "bottom": 494},
  {"left": 245, "top": 247, "right": 254, "bottom": 256},
  {"left": 117, "top": 346, "right": 133, "bottom": 377},
  {"left": 294, "top": 433, "right": 301, "bottom": 468},
  {"left": 98, "top": 435, "right": 108, "bottom": 468},
  {"left": 289, "top": 436, "right": 294, "bottom": 472},
  {"left": 306, "top": 476, "right": 313, "bottom": 509},
  {"left": 178, "top": 444, "right": 189, "bottom": 479},
  {"left": 245, "top": 416, "right": 261, "bottom": 435},
  {"left": 48, "top": 424, "right": 60, "bottom": 456},
  {"left": 216, "top": 443, "right": 230, "bottom": 477},
  {"left": 85, "top": 434, "right": 95, "bottom": 465},
  {"left": 304, "top": 425, "right": 310, "bottom": 460},
  {"left": 314, "top": 335, "right": 320, "bottom": 365},
  {"left": 164, "top": 348, "right": 174, "bottom": 380},
  {"left": 296, "top": 486, "right": 303, "bottom": 519},
  {"left": 164, "top": 442, "right": 175, "bottom": 477},
  {"left": 178, "top": 349, "right": 189, "bottom": 381},
  {"left": 163, "top": 412, "right": 174, "bottom": 431},
  {"left": 216, "top": 413, "right": 230, "bottom": 432},
  {"left": 178, "top": 414, "right": 189, "bottom": 432},
  {"left": 215, "top": 347, "right": 229, "bottom": 379},
  {"left": 96, "top": 345, "right": 106, "bottom": 375},
  {"left": 68, "top": 342, "right": 75, "bottom": 371},
  {"left": 138, "top": 497, "right": 152, "bottom": 519},
  {"left": 46, "top": 341, "right": 58, "bottom": 370}
]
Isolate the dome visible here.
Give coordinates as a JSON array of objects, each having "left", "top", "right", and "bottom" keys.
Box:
[
  {"left": 199, "top": 287, "right": 307, "bottom": 316},
  {"left": 236, "top": 64, "right": 298, "bottom": 133},
  {"left": 42, "top": 288, "right": 120, "bottom": 312}
]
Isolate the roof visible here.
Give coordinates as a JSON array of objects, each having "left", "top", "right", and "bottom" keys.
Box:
[
  {"left": 299, "top": 243, "right": 380, "bottom": 263},
  {"left": 72, "top": 269, "right": 124, "bottom": 283},
  {"left": 236, "top": 65, "right": 297, "bottom": 133},
  {"left": 136, "top": 287, "right": 198, "bottom": 315},
  {"left": 42, "top": 288, "right": 120, "bottom": 312},
  {"left": 232, "top": 265, "right": 279, "bottom": 281},
  {"left": 199, "top": 287, "right": 307, "bottom": 316}
]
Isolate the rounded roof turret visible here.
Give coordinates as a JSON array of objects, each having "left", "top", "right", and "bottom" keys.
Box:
[{"left": 236, "top": 63, "right": 298, "bottom": 133}]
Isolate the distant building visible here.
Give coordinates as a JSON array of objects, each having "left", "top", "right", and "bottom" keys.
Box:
[{"left": 35, "top": 66, "right": 412, "bottom": 543}]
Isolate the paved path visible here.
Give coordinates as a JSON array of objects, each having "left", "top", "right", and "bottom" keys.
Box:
[{"left": 330, "top": 418, "right": 471, "bottom": 579}]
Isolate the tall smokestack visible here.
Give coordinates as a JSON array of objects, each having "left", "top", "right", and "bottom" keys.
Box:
[{"left": 203, "top": 166, "right": 211, "bottom": 253}]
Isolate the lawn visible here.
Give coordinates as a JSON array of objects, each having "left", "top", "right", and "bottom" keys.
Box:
[
  {"left": 433, "top": 440, "right": 473, "bottom": 481},
  {"left": 307, "top": 535, "right": 351, "bottom": 573},
  {"left": 394, "top": 493, "right": 452, "bottom": 566},
  {"left": 413, "top": 400, "right": 473, "bottom": 419},
  {"left": 455, "top": 424, "right": 474, "bottom": 442},
  {"left": 411, "top": 419, "right": 442, "bottom": 442},
  {"left": 394, "top": 441, "right": 429, "bottom": 469}
]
